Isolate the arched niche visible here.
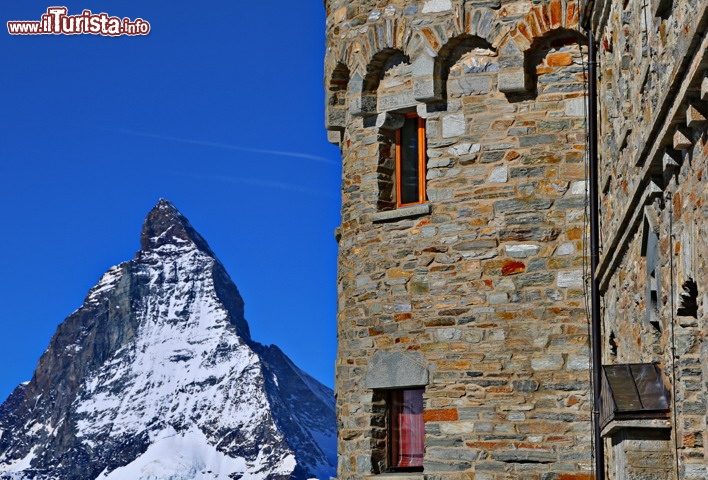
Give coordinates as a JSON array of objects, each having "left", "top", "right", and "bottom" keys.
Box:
[
  {"left": 524, "top": 28, "right": 587, "bottom": 97},
  {"left": 350, "top": 49, "right": 413, "bottom": 117},
  {"left": 438, "top": 35, "right": 499, "bottom": 99},
  {"left": 326, "top": 63, "right": 350, "bottom": 144}
]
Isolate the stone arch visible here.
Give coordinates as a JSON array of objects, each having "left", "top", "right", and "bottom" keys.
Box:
[
  {"left": 511, "top": 0, "right": 580, "bottom": 52},
  {"left": 464, "top": 6, "right": 509, "bottom": 49},
  {"left": 367, "top": 16, "right": 411, "bottom": 56},
  {"left": 436, "top": 34, "right": 498, "bottom": 100},
  {"left": 344, "top": 40, "right": 368, "bottom": 75},
  {"left": 404, "top": 7, "right": 506, "bottom": 103},
  {"left": 495, "top": 0, "right": 583, "bottom": 94},
  {"left": 326, "top": 62, "right": 350, "bottom": 133},
  {"left": 350, "top": 48, "right": 412, "bottom": 116}
]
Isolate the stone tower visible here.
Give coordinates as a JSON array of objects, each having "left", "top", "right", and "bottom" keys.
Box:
[{"left": 324, "top": 1, "right": 593, "bottom": 478}]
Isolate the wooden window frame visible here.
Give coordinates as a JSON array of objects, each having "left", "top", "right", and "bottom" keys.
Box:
[{"left": 395, "top": 114, "right": 427, "bottom": 208}]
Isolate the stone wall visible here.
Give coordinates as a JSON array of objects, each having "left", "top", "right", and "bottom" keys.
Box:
[
  {"left": 325, "top": 1, "right": 594, "bottom": 478},
  {"left": 592, "top": 0, "right": 708, "bottom": 478}
]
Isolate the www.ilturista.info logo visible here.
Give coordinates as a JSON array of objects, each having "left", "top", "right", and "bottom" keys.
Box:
[{"left": 7, "top": 7, "right": 150, "bottom": 36}]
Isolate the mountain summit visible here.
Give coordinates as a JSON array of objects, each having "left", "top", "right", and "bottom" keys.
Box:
[
  {"left": 140, "top": 199, "right": 215, "bottom": 254},
  {"left": 0, "top": 200, "right": 336, "bottom": 480}
]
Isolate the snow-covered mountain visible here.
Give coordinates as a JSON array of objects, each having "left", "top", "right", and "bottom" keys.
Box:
[{"left": 0, "top": 200, "right": 336, "bottom": 480}]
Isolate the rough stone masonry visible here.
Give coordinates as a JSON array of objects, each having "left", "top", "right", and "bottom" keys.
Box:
[{"left": 589, "top": 0, "right": 708, "bottom": 478}]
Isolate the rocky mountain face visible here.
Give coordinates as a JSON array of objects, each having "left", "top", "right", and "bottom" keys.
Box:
[{"left": 0, "top": 200, "right": 336, "bottom": 480}]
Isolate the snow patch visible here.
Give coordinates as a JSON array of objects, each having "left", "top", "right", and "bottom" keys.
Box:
[
  {"left": 95, "top": 428, "right": 250, "bottom": 480},
  {"left": 0, "top": 446, "right": 37, "bottom": 473}
]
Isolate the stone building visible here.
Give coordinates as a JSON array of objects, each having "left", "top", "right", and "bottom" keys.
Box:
[
  {"left": 324, "top": 1, "right": 595, "bottom": 478},
  {"left": 586, "top": 0, "right": 708, "bottom": 479}
]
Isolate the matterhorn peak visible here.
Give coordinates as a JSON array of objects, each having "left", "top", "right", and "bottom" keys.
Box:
[
  {"left": 139, "top": 198, "right": 214, "bottom": 254},
  {"left": 0, "top": 201, "right": 336, "bottom": 480}
]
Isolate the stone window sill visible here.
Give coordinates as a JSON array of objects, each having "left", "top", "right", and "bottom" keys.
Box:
[
  {"left": 366, "top": 474, "right": 424, "bottom": 479},
  {"left": 371, "top": 204, "right": 431, "bottom": 223},
  {"left": 601, "top": 418, "right": 672, "bottom": 438}
]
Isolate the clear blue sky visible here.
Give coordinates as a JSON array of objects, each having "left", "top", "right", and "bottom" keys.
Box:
[{"left": 0, "top": 1, "right": 341, "bottom": 401}]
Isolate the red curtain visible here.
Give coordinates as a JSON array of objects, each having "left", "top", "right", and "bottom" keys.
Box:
[{"left": 394, "top": 389, "right": 424, "bottom": 468}]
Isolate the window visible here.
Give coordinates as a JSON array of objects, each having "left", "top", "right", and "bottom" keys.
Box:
[
  {"left": 389, "top": 388, "right": 424, "bottom": 471},
  {"left": 646, "top": 229, "right": 660, "bottom": 333},
  {"left": 396, "top": 114, "right": 427, "bottom": 207},
  {"left": 642, "top": 215, "right": 663, "bottom": 336},
  {"left": 599, "top": 363, "right": 670, "bottom": 430}
]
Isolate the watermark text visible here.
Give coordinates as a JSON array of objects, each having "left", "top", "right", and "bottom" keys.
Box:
[{"left": 8, "top": 7, "right": 150, "bottom": 36}]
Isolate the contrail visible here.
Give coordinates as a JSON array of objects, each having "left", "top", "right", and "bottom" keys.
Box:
[
  {"left": 103, "top": 127, "right": 339, "bottom": 166},
  {"left": 174, "top": 172, "right": 338, "bottom": 199}
]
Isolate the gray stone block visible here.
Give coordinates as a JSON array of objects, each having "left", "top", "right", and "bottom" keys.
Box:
[
  {"left": 326, "top": 106, "right": 347, "bottom": 129},
  {"left": 448, "top": 142, "right": 480, "bottom": 156},
  {"left": 371, "top": 204, "right": 431, "bottom": 223},
  {"left": 498, "top": 67, "right": 527, "bottom": 93},
  {"left": 565, "top": 97, "right": 587, "bottom": 117},
  {"left": 422, "top": 0, "right": 452, "bottom": 13},
  {"left": 327, "top": 130, "right": 342, "bottom": 145},
  {"left": 505, "top": 244, "right": 540, "bottom": 258},
  {"left": 442, "top": 114, "right": 466, "bottom": 138},
  {"left": 414, "top": 77, "right": 442, "bottom": 102},
  {"left": 492, "top": 450, "right": 557, "bottom": 463},
  {"left": 364, "top": 351, "right": 429, "bottom": 389},
  {"left": 375, "top": 112, "right": 405, "bottom": 130},
  {"left": 378, "top": 92, "right": 417, "bottom": 112},
  {"left": 350, "top": 94, "right": 377, "bottom": 117},
  {"left": 557, "top": 270, "right": 583, "bottom": 288}
]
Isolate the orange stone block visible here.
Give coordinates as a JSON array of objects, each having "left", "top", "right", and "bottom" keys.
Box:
[
  {"left": 488, "top": 387, "right": 513, "bottom": 393},
  {"left": 550, "top": 0, "right": 562, "bottom": 28},
  {"left": 502, "top": 261, "right": 526, "bottom": 276},
  {"left": 514, "top": 442, "right": 548, "bottom": 450},
  {"left": 567, "top": 227, "right": 583, "bottom": 240},
  {"left": 547, "top": 52, "right": 573, "bottom": 67},
  {"left": 517, "top": 22, "right": 532, "bottom": 41},
  {"left": 423, "top": 408, "right": 459, "bottom": 422},
  {"left": 389, "top": 268, "right": 413, "bottom": 278},
  {"left": 504, "top": 150, "right": 521, "bottom": 161},
  {"left": 466, "top": 441, "right": 507, "bottom": 450},
  {"left": 421, "top": 28, "right": 440, "bottom": 51},
  {"left": 368, "top": 326, "right": 383, "bottom": 336},
  {"left": 437, "top": 360, "right": 472, "bottom": 371},
  {"left": 566, "top": 3, "right": 577, "bottom": 28}
]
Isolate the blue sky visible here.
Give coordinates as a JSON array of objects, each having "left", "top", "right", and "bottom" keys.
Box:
[{"left": 0, "top": 1, "right": 341, "bottom": 401}]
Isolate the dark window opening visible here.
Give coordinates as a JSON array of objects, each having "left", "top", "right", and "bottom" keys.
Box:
[
  {"left": 389, "top": 388, "right": 424, "bottom": 471},
  {"left": 649, "top": 271, "right": 661, "bottom": 333},
  {"left": 396, "top": 114, "right": 426, "bottom": 208},
  {"left": 643, "top": 220, "right": 662, "bottom": 337},
  {"left": 653, "top": 0, "right": 673, "bottom": 19},
  {"left": 677, "top": 278, "right": 698, "bottom": 317},
  {"left": 609, "top": 331, "right": 618, "bottom": 356}
]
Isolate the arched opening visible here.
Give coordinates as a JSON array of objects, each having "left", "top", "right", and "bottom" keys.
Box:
[
  {"left": 438, "top": 35, "right": 498, "bottom": 99},
  {"left": 326, "top": 62, "right": 350, "bottom": 132},
  {"left": 524, "top": 29, "right": 587, "bottom": 97}
]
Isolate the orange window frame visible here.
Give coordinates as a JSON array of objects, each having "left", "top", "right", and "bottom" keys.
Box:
[{"left": 395, "top": 114, "right": 426, "bottom": 208}]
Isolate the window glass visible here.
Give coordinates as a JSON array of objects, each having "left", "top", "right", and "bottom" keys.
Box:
[
  {"left": 390, "top": 388, "right": 424, "bottom": 469},
  {"left": 399, "top": 116, "right": 421, "bottom": 206}
]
